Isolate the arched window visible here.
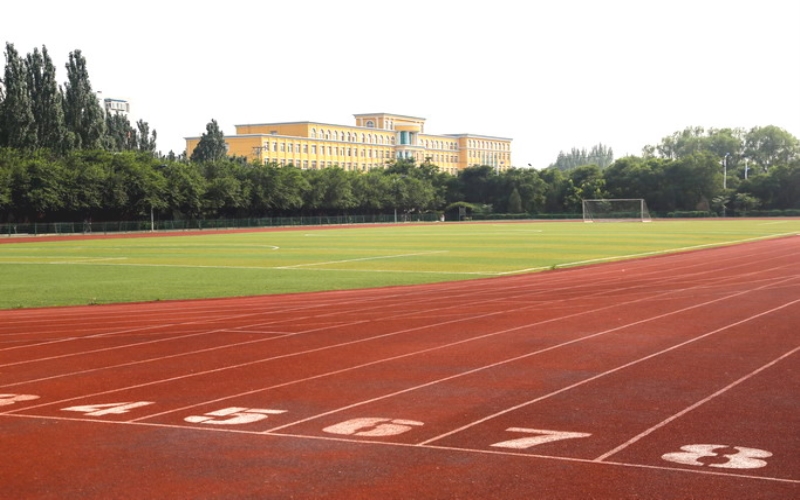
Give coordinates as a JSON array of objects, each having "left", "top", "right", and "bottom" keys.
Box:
[{"left": 366, "top": 120, "right": 375, "bottom": 128}]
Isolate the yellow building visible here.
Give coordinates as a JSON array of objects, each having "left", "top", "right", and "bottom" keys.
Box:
[{"left": 185, "top": 113, "right": 512, "bottom": 174}]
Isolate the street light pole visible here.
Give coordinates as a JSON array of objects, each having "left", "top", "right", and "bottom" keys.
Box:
[{"left": 723, "top": 154, "right": 728, "bottom": 190}]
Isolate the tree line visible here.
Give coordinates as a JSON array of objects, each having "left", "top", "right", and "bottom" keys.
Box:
[
  {"left": 1, "top": 128, "right": 797, "bottom": 224},
  {"left": 1, "top": 43, "right": 798, "bottom": 223},
  {"left": 0, "top": 43, "right": 158, "bottom": 156}
]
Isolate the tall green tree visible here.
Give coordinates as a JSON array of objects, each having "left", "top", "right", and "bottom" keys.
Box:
[
  {"left": 63, "top": 50, "right": 105, "bottom": 150},
  {"left": 744, "top": 125, "right": 799, "bottom": 173},
  {"left": 190, "top": 119, "right": 227, "bottom": 162},
  {"left": 551, "top": 144, "right": 614, "bottom": 170},
  {"left": 105, "top": 113, "right": 136, "bottom": 152},
  {"left": 136, "top": 119, "right": 157, "bottom": 154},
  {"left": 0, "top": 43, "right": 36, "bottom": 149},
  {"left": 27, "top": 46, "right": 66, "bottom": 152}
]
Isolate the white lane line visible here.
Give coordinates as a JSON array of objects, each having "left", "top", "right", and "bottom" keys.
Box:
[
  {"left": 416, "top": 292, "right": 800, "bottom": 446},
  {"left": 594, "top": 344, "right": 800, "bottom": 462}
]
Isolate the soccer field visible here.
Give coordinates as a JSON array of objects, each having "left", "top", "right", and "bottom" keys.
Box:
[{"left": 1, "top": 219, "right": 798, "bottom": 309}]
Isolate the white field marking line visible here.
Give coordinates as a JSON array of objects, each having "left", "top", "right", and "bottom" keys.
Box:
[
  {"left": 136, "top": 263, "right": 800, "bottom": 423},
  {"left": 269, "top": 267, "right": 497, "bottom": 275},
  {"left": 594, "top": 343, "right": 800, "bottom": 462},
  {"left": 417, "top": 290, "right": 800, "bottom": 447},
  {"left": 3, "top": 416, "right": 797, "bottom": 487},
  {"left": 0, "top": 256, "right": 128, "bottom": 264},
  {"left": 51, "top": 257, "right": 128, "bottom": 264},
  {"left": 500, "top": 232, "right": 799, "bottom": 275},
  {"left": 0, "top": 258, "right": 491, "bottom": 276},
  {"left": 273, "top": 250, "right": 449, "bottom": 269}
]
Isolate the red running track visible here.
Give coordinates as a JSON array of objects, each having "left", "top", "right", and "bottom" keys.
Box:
[{"left": 1, "top": 236, "right": 799, "bottom": 499}]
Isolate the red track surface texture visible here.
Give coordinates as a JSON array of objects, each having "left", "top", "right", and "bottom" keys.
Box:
[{"left": 2, "top": 236, "right": 799, "bottom": 499}]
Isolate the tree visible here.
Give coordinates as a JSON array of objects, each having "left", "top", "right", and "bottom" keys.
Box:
[
  {"left": 136, "top": 119, "right": 157, "bottom": 154},
  {"left": 190, "top": 119, "right": 227, "bottom": 162},
  {"left": 105, "top": 114, "right": 137, "bottom": 152},
  {"left": 550, "top": 144, "right": 614, "bottom": 170},
  {"left": 201, "top": 160, "right": 247, "bottom": 217},
  {"left": 507, "top": 187, "right": 523, "bottom": 213},
  {"left": 27, "top": 46, "right": 66, "bottom": 152},
  {"left": 0, "top": 43, "right": 36, "bottom": 149},
  {"left": 744, "top": 126, "right": 799, "bottom": 173},
  {"left": 537, "top": 167, "right": 571, "bottom": 213},
  {"left": 304, "top": 167, "right": 357, "bottom": 214},
  {"left": 660, "top": 152, "right": 723, "bottom": 212},
  {"left": 63, "top": 50, "right": 106, "bottom": 150},
  {"left": 163, "top": 161, "right": 206, "bottom": 219}
]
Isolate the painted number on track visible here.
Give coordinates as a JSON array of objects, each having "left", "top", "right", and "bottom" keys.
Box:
[
  {"left": 323, "top": 418, "right": 424, "bottom": 437},
  {"left": 0, "top": 394, "right": 40, "bottom": 406},
  {"left": 185, "top": 407, "right": 287, "bottom": 425},
  {"left": 662, "top": 444, "right": 772, "bottom": 469},
  {"left": 491, "top": 427, "right": 592, "bottom": 450},
  {"left": 62, "top": 401, "right": 154, "bottom": 416}
]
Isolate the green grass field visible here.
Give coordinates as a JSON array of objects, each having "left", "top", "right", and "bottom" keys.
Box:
[{"left": 1, "top": 219, "right": 798, "bottom": 309}]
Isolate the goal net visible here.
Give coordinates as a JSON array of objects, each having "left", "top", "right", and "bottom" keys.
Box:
[{"left": 582, "top": 199, "right": 651, "bottom": 222}]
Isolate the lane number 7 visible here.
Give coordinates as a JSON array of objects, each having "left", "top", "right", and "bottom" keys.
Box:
[{"left": 491, "top": 427, "right": 592, "bottom": 450}]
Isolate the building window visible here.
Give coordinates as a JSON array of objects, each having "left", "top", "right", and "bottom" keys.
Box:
[{"left": 366, "top": 120, "right": 375, "bottom": 128}]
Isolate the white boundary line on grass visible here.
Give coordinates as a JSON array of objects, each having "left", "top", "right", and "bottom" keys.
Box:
[
  {"left": 273, "top": 250, "right": 449, "bottom": 269},
  {"left": 501, "top": 232, "right": 800, "bottom": 275}
]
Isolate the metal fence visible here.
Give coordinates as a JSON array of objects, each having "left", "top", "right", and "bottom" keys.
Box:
[{"left": 0, "top": 213, "right": 441, "bottom": 237}]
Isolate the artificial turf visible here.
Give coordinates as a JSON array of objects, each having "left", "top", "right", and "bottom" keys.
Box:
[{"left": 1, "top": 219, "right": 798, "bottom": 309}]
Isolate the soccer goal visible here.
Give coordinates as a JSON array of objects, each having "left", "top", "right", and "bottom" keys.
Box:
[{"left": 582, "top": 199, "right": 652, "bottom": 222}]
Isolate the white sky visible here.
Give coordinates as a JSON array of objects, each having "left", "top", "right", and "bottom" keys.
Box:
[{"left": 3, "top": 0, "right": 799, "bottom": 168}]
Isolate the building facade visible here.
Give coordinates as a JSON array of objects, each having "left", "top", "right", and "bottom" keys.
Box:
[{"left": 185, "top": 113, "right": 512, "bottom": 174}]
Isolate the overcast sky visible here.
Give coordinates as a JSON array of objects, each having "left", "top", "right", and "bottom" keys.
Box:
[{"left": 3, "top": 0, "right": 799, "bottom": 168}]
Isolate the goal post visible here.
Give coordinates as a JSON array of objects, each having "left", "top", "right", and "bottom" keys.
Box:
[{"left": 582, "top": 199, "right": 652, "bottom": 223}]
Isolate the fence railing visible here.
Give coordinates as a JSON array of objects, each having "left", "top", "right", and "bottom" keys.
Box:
[
  {"left": 0, "top": 213, "right": 441, "bottom": 237},
  {"left": 3, "top": 210, "right": 798, "bottom": 237}
]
